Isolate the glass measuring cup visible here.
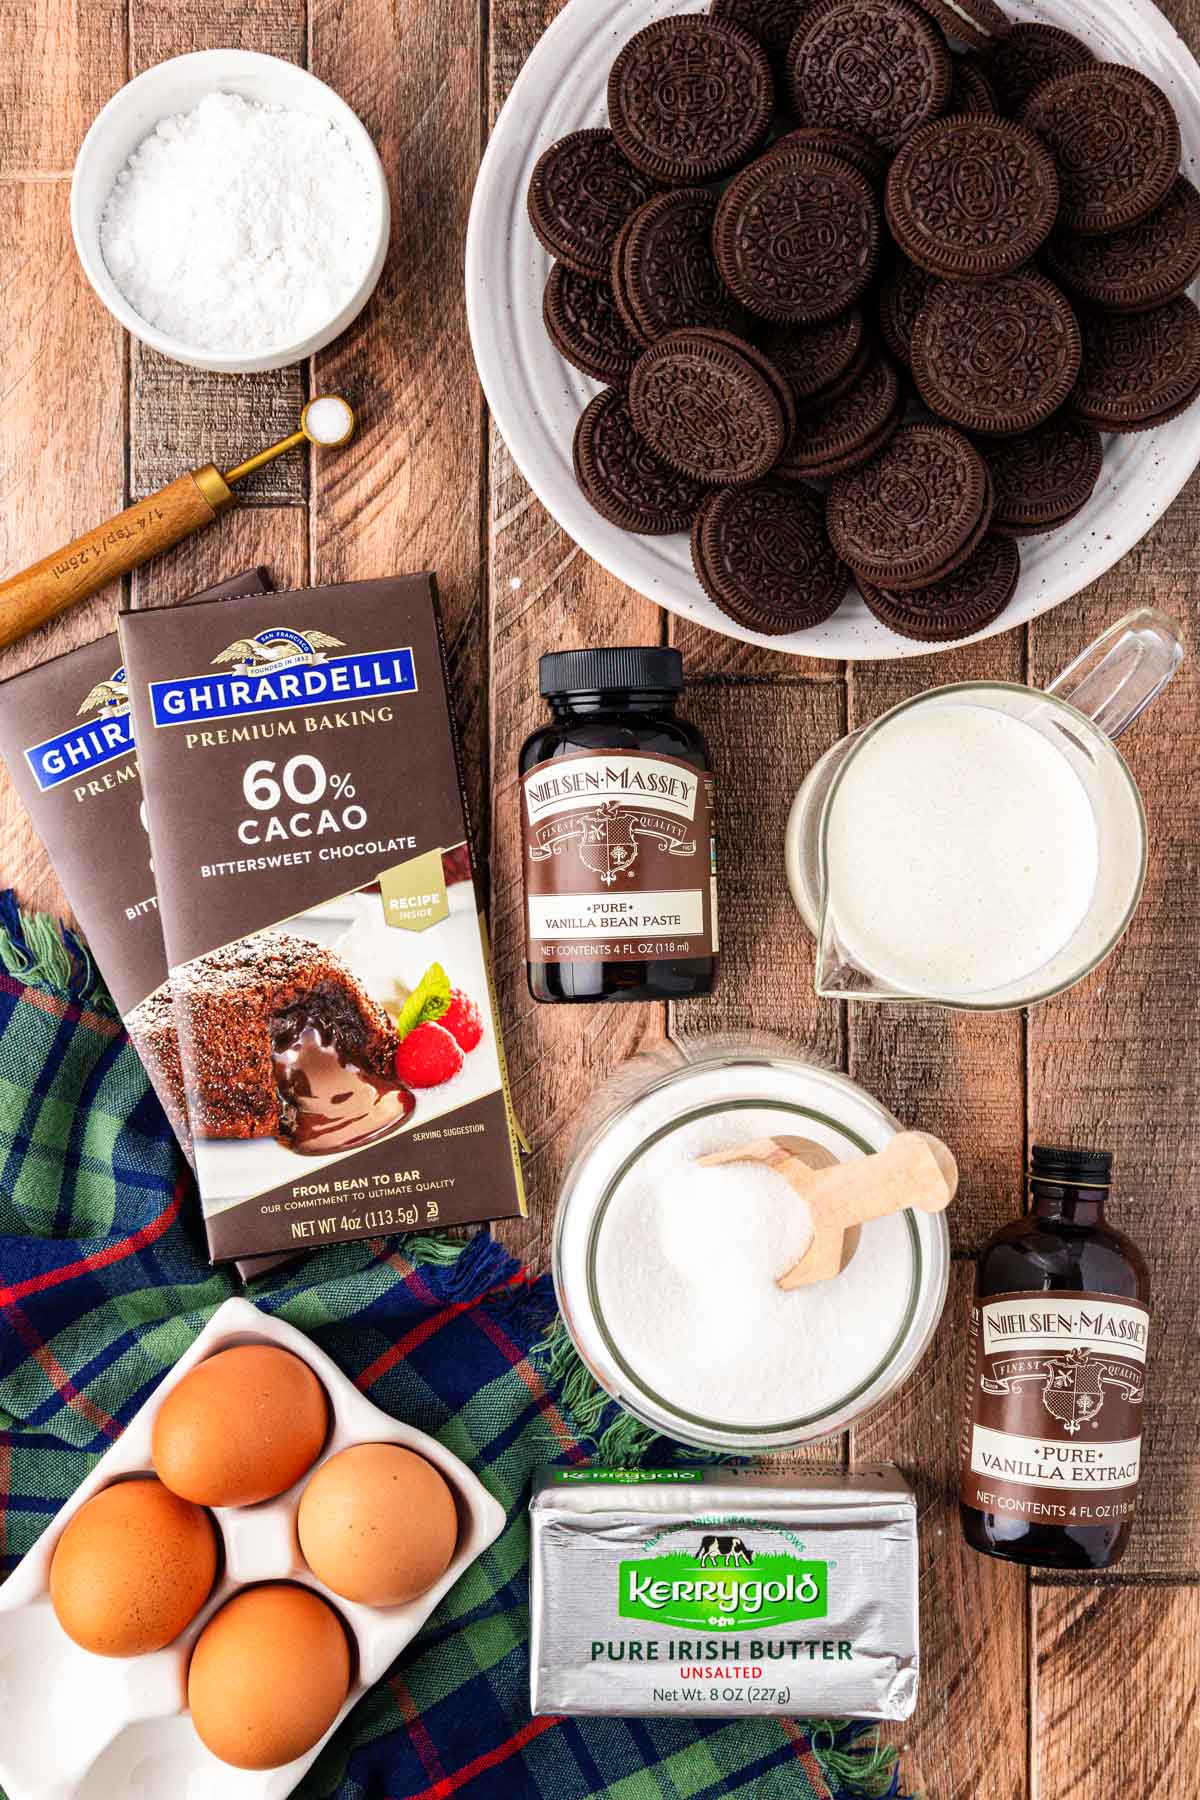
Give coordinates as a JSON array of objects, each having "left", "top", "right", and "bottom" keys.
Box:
[{"left": 784, "top": 610, "right": 1184, "bottom": 1011}]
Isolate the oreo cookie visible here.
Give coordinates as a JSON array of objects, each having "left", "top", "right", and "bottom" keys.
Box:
[
  {"left": 769, "top": 126, "right": 889, "bottom": 189},
  {"left": 714, "top": 147, "right": 881, "bottom": 323},
  {"left": 827, "top": 422, "right": 993, "bottom": 591},
  {"left": 616, "top": 189, "right": 748, "bottom": 341},
  {"left": 912, "top": 272, "right": 1082, "bottom": 437},
  {"left": 528, "top": 130, "right": 661, "bottom": 278},
  {"left": 860, "top": 533, "right": 1020, "bottom": 641},
  {"left": 544, "top": 265, "right": 641, "bottom": 384},
  {"left": 629, "top": 329, "right": 792, "bottom": 485},
  {"left": 777, "top": 354, "right": 903, "bottom": 480},
  {"left": 608, "top": 17, "right": 774, "bottom": 185},
  {"left": 986, "top": 23, "right": 1094, "bottom": 117},
  {"left": 985, "top": 417, "right": 1105, "bottom": 535},
  {"left": 1071, "top": 298, "right": 1200, "bottom": 432},
  {"left": 1021, "top": 67, "right": 1181, "bottom": 238},
  {"left": 886, "top": 119, "right": 1059, "bottom": 279},
  {"left": 573, "top": 387, "right": 706, "bottom": 534},
  {"left": 913, "top": 0, "right": 1009, "bottom": 55},
  {"left": 878, "top": 258, "right": 937, "bottom": 368},
  {"left": 1044, "top": 178, "right": 1200, "bottom": 315},
  {"left": 759, "top": 310, "right": 869, "bottom": 407},
  {"left": 710, "top": 0, "right": 807, "bottom": 76},
  {"left": 692, "top": 483, "right": 850, "bottom": 633},
  {"left": 947, "top": 55, "right": 998, "bottom": 118},
  {"left": 787, "top": 0, "right": 951, "bottom": 153}
]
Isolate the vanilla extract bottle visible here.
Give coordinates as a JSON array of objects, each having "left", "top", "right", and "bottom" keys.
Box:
[{"left": 959, "top": 1146, "right": 1150, "bottom": 1572}]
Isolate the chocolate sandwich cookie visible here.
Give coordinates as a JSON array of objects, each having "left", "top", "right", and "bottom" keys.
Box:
[
  {"left": 616, "top": 189, "right": 748, "bottom": 343},
  {"left": 528, "top": 129, "right": 661, "bottom": 279},
  {"left": 912, "top": 272, "right": 1082, "bottom": 437},
  {"left": 714, "top": 147, "right": 881, "bottom": 324},
  {"left": 886, "top": 118, "right": 1059, "bottom": 279},
  {"left": 1071, "top": 297, "right": 1200, "bottom": 432},
  {"left": 629, "top": 329, "right": 791, "bottom": 485},
  {"left": 913, "top": 0, "right": 1009, "bottom": 56},
  {"left": 759, "top": 309, "right": 869, "bottom": 407},
  {"left": 610, "top": 212, "right": 652, "bottom": 346},
  {"left": 573, "top": 387, "right": 707, "bottom": 533},
  {"left": 692, "top": 483, "right": 850, "bottom": 633},
  {"left": 544, "top": 265, "right": 641, "bottom": 384},
  {"left": 878, "top": 258, "right": 937, "bottom": 367},
  {"left": 859, "top": 533, "right": 1020, "bottom": 640},
  {"left": 608, "top": 17, "right": 774, "bottom": 185},
  {"left": 710, "top": 0, "right": 807, "bottom": 76},
  {"left": 827, "top": 422, "right": 992, "bottom": 590},
  {"left": 1021, "top": 67, "right": 1181, "bottom": 238},
  {"left": 947, "top": 55, "right": 998, "bottom": 117},
  {"left": 1044, "top": 178, "right": 1200, "bottom": 315},
  {"left": 986, "top": 23, "right": 1094, "bottom": 117},
  {"left": 984, "top": 416, "right": 1105, "bottom": 535},
  {"left": 768, "top": 126, "right": 889, "bottom": 189},
  {"left": 778, "top": 354, "right": 903, "bottom": 479},
  {"left": 787, "top": 0, "right": 952, "bottom": 153}
]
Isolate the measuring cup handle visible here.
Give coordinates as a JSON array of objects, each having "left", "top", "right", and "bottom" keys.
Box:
[{"left": 1045, "top": 607, "right": 1185, "bottom": 741}]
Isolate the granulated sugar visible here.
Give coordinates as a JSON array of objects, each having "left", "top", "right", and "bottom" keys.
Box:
[
  {"left": 593, "top": 1109, "right": 913, "bottom": 1427},
  {"left": 100, "top": 92, "right": 376, "bottom": 355}
]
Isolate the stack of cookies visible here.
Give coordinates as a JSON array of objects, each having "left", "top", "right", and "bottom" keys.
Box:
[{"left": 527, "top": 0, "right": 1200, "bottom": 643}]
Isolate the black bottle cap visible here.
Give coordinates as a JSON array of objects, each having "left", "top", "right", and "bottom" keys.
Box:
[
  {"left": 1031, "top": 1144, "right": 1113, "bottom": 1183},
  {"left": 539, "top": 647, "right": 683, "bottom": 698}
]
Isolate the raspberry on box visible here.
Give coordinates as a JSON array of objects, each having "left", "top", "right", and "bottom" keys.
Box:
[
  {"left": 441, "top": 990, "right": 485, "bottom": 1053},
  {"left": 397, "top": 1022, "right": 465, "bottom": 1089}
]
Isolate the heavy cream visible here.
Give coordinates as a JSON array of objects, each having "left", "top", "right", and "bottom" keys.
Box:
[{"left": 824, "top": 701, "right": 1101, "bottom": 999}]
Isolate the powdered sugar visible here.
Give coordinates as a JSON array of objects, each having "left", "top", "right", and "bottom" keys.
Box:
[{"left": 99, "top": 92, "right": 376, "bottom": 355}]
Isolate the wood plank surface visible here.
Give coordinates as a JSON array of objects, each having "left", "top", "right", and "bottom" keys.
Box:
[
  {"left": 0, "top": 178, "right": 126, "bottom": 922},
  {"left": 1, "top": 0, "right": 1199, "bottom": 1796},
  {"left": 1034, "top": 1583, "right": 1200, "bottom": 1795}
]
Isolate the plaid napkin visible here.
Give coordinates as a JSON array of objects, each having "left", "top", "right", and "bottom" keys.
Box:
[{"left": 0, "top": 893, "right": 905, "bottom": 1800}]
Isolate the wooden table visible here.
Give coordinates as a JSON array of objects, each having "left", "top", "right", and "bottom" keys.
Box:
[{"left": 1, "top": 2, "right": 1197, "bottom": 1793}]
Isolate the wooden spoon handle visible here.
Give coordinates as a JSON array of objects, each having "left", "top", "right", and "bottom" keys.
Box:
[{"left": 0, "top": 469, "right": 232, "bottom": 650}]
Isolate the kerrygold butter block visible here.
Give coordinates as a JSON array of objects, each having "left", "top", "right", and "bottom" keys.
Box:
[
  {"left": 529, "top": 1465, "right": 919, "bottom": 1720},
  {"left": 117, "top": 574, "right": 525, "bottom": 1263}
]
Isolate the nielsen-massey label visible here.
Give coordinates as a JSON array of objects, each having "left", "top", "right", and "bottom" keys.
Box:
[
  {"left": 521, "top": 749, "right": 717, "bottom": 964},
  {"left": 959, "top": 1289, "right": 1149, "bottom": 1527}
]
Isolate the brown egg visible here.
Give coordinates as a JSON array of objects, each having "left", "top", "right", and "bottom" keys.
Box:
[
  {"left": 50, "top": 1477, "right": 218, "bottom": 1656},
  {"left": 297, "top": 1443, "right": 459, "bottom": 1606},
  {"left": 153, "top": 1344, "right": 328, "bottom": 1507},
  {"left": 188, "top": 1584, "right": 351, "bottom": 1770}
]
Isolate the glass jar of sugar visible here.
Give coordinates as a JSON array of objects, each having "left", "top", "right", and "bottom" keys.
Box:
[{"left": 553, "top": 1036, "right": 949, "bottom": 1450}]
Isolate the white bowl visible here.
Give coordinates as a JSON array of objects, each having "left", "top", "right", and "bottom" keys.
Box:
[
  {"left": 466, "top": 0, "right": 1200, "bottom": 660},
  {"left": 70, "top": 50, "right": 390, "bottom": 374}
]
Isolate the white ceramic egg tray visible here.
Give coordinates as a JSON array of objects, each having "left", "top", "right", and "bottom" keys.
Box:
[{"left": 0, "top": 1296, "right": 507, "bottom": 1800}]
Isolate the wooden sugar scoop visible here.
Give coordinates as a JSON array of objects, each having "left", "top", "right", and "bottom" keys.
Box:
[{"left": 697, "top": 1131, "right": 957, "bottom": 1288}]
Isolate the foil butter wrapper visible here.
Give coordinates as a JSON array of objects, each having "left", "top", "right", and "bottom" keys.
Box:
[{"left": 529, "top": 1465, "right": 919, "bottom": 1720}]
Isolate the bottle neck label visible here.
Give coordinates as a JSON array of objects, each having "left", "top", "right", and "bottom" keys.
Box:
[{"left": 959, "top": 1288, "right": 1149, "bottom": 1525}]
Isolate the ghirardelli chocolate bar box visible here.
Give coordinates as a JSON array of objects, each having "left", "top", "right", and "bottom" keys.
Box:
[
  {"left": 117, "top": 574, "right": 526, "bottom": 1262},
  {"left": 0, "top": 570, "right": 269, "bottom": 1153}
]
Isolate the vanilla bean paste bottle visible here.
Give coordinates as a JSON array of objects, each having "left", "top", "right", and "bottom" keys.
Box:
[
  {"left": 519, "top": 648, "right": 718, "bottom": 1003},
  {"left": 959, "top": 1145, "right": 1150, "bottom": 1571}
]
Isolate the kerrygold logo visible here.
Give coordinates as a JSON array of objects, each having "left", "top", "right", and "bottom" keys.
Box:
[
  {"left": 619, "top": 1533, "right": 828, "bottom": 1633},
  {"left": 147, "top": 626, "right": 418, "bottom": 729},
  {"left": 24, "top": 667, "right": 134, "bottom": 791}
]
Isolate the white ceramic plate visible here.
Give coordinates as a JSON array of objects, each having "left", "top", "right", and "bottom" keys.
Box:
[
  {"left": 0, "top": 1299, "right": 506, "bottom": 1800},
  {"left": 466, "top": 0, "right": 1200, "bottom": 659}
]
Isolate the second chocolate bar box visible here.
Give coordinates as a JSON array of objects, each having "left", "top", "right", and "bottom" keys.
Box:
[{"left": 118, "top": 573, "right": 526, "bottom": 1262}]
